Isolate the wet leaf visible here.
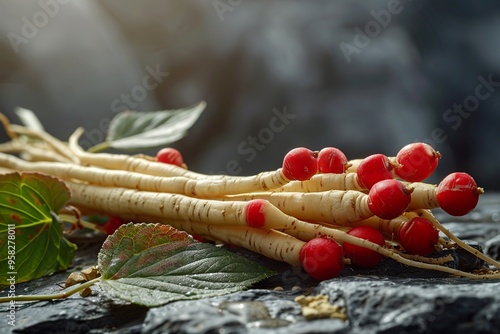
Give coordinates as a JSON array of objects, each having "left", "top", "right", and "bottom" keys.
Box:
[
  {"left": 98, "top": 223, "right": 274, "bottom": 307},
  {"left": 104, "top": 101, "right": 206, "bottom": 151},
  {"left": 0, "top": 172, "right": 76, "bottom": 284}
]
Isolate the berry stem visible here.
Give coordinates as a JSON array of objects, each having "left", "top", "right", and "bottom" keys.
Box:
[
  {"left": 417, "top": 209, "right": 500, "bottom": 269},
  {"left": 0, "top": 278, "right": 101, "bottom": 303}
]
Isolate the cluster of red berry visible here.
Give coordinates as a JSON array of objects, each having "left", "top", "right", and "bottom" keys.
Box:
[
  {"left": 281, "top": 143, "right": 481, "bottom": 280},
  {"left": 103, "top": 143, "right": 483, "bottom": 281}
]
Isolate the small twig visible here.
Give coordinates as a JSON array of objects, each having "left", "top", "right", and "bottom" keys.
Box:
[
  {"left": 390, "top": 249, "right": 455, "bottom": 265},
  {"left": 0, "top": 113, "right": 17, "bottom": 139},
  {"left": 0, "top": 140, "right": 72, "bottom": 163},
  {"left": 417, "top": 209, "right": 500, "bottom": 269},
  {"left": 9, "top": 124, "right": 80, "bottom": 163},
  {"left": 87, "top": 141, "right": 111, "bottom": 154},
  {"left": 0, "top": 278, "right": 100, "bottom": 303}
]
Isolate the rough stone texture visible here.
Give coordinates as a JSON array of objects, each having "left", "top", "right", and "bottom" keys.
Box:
[
  {"left": 322, "top": 277, "right": 500, "bottom": 334},
  {"left": 0, "top": 238, "right": 149, "bottom": 334},
  {"left": 142, "top": 277, "right": 500, "bottom": 334},
  {"left": 1, "top": 194, "right": 500, "bottom": 334}
]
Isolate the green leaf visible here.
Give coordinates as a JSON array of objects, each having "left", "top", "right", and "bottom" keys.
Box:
[
  {"left": 0, "top": 172, "right": 77, "bottom": 285},
  {"left": 98, "top": 223, "right": 275, "bottom": 307},
  {"left": 102, "top": 101, "right": 206, "bottom": 151}
]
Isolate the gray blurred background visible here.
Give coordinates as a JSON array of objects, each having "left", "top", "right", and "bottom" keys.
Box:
[{"left": 0, "top": 0, "right": 499, "bottom": 189}]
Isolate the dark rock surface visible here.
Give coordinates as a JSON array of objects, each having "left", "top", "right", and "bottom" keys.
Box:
[
  {"left": 1, "top": 194, "right": 500, "bottom": 334},
  {"left": 143, "top": 277, "right": 500, "bottom": 334}
]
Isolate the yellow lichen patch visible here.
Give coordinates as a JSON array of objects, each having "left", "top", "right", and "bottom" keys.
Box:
[
  {"left": 64, "top": 272, "right": 86, "bottom": 288},
  {"left": 294, "top": 294, "right": 347, "bottom": 321},
  {"left": 65, "top": 266, "right": 101, "bottom": 289},
  {"left": 81, "top": 266, "right": 100, "bottom": 281},
  {"left": 472, "top": 268, "right": 500, "bottom": 276},
  {"left": 79, "top": 287, "right": 93, "bottom": 297}
]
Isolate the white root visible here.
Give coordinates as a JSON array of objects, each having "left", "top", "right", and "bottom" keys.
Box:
[
  {"left": 276, "top": 172, "right": 365, "bottom": 192},
  {"left": 280, "top": 226, "right": 452, "bottom": 265},
  {"left": 0, "top": 117, "right": 497, "bottom": 280},
  {"left": 0, "top": 153, "right": 289, "bottom": 197},
  {"left": 117, "top": 214, "right": 304, "bottom": 266},
  {"left": 389, "top": 249, "right": 454, "bottom": 265},
  {"left": 349, "top": 213, "right": 418, "bottom": 240},
  {"left": 69, "top": 128, "right": 282, "bottom": 183},
  {"left": 66, "top": 181, "right": 250, "bottom": 227},
  {"left": 8, "top": 124, "right": 80, "bottom": 164},
  {"left": 0, "top": 166, "right": 13, "bottom": 174},
  {"left": 0, "top": 113, "right": 17, "bottom": 139},
  {"left": 286, "top": 222, "right": 500, "bottom": 279},
  {"left": 67, "top": 180, "right": 500, "bottom": 279},
  {"left": 346, "top": 158, "right": 362, "bottom": 173},
  {"left": 406, "top": 182, "right": 439, "bottom": 210},
  {"left": 222, "top": 190, "right": 373, "bottom": 224},
  {"left": 0, "top": 140, "right": 76, "bottom": 163},
  {"left": 67, "top": 128, "right": 292, "bottom": 191},
  {"left": 416, "top": 209, "right": 500, "bottom": 269},
  {"left": 0, "top": 135, "right": 74, "bottom": 163}
]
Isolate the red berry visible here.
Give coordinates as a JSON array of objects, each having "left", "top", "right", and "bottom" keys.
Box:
[
  {"left": 356, "top": 154, "right": 394, "bottom": 189},
  {"left": 398, "top": 217, "right": 439, "bottom": 256},
  {"left": 317, "top": 147, "right": 348, "bottom": 174},
  {"left": 395, "top": 143, "right": 441, "bottom": 182},
  {"left": 344, "top": 226, "right": 385, "bottom": 268},
  {"left": 192, "top": 235, "right": 206, "bottom": 242},
  {"left": 368, "top": 179, "right": 412, "bottom": 219},
  {"left": 155, "top": 147, "right": 184, "bottom": 167},
  {"left": 245, "top": 199, "right": 267, "bottom": 228},
  {"left": 282, "top": 147, "right": 318, "bottom": 181},
  {"left": 299, "top": 237, "right": 344, "bottom": 280},
  {"left": 436, "top": 172, "right": 482, "bottom": 216},
  {"left": 102, "top": 216, "right": 125, "bottom": 235}
]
